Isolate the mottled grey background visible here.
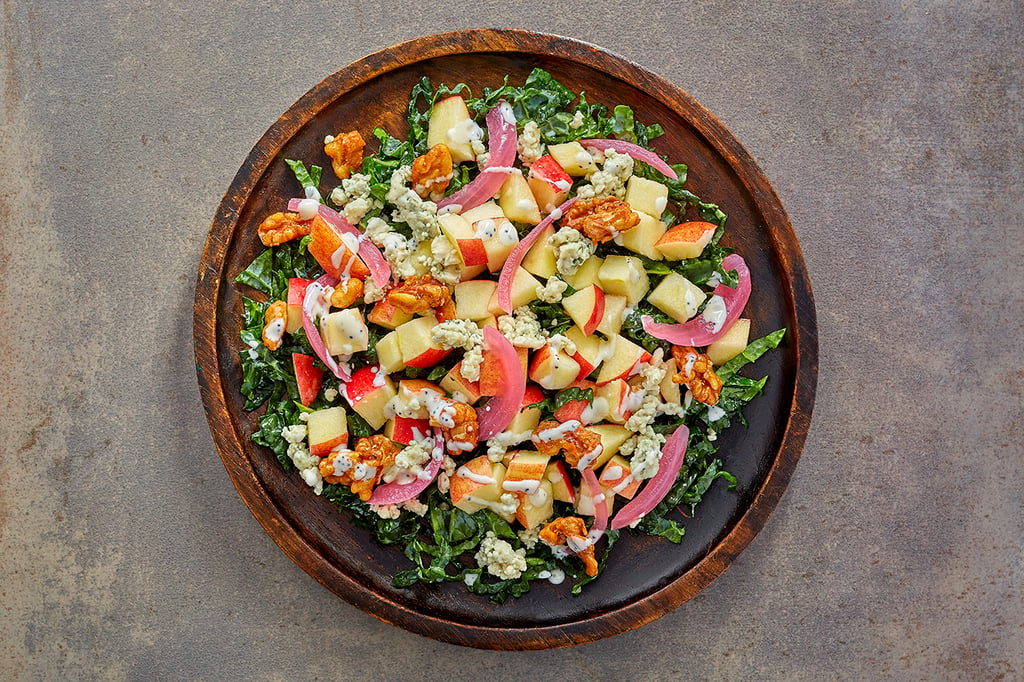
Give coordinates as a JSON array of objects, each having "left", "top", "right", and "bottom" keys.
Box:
[{"left": 2, "top": 1, "right": 1021, "bottom": 679}]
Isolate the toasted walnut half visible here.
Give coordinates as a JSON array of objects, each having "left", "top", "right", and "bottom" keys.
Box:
[
  {"left": 562, "top": 197, "right": 640, "bottom": 242},
  {"left": 540, "top": 516, "right": 598, "bottom": 576},
  {"left": 261, "top": 300, "right": 288, "bottom": 351},
  {"left": 319, "top": 435, "right": 400, "bottom": 501},
  {"left": 672, "top": 345, "right": 723, "bottom": 405},
  {"left": 531, "top": 420, "right": 604, "bottom": 470},
  {"left": 257, "top": 211, "right": 311, "bottom": 247},
  {"left": 411, "top": 144, "right": 454, "bottom": 199},
  {"left": 324, "top": 130, "right": 365, "bottom": 180},
  {"left": 330, "top": 277, "right": 364, "bottom": 309},
  {"left": 386, "top": 275, "right": 454, "bottom": 319}
]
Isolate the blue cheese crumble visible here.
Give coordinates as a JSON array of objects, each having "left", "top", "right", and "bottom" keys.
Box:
[{"left": 475, "top": 531, "right": 528, "bottom": 580}]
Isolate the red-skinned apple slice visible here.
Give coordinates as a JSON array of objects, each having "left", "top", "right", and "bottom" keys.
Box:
[
  {"left": 292, "top": 352, "right": 323, "bottom": 406},
  {"left": 527, "top": 154, "right": 573, "bottom": 212},
  {"left": 562, "top": 284, "right": 606, "bottom": 336},
  {"left": 342, "top": 364, "right": 396, "bottom": 430}
]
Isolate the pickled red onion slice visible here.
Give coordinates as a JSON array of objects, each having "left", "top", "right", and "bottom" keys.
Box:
[
  {"left": 577, "top": 138, "right": 678, "bottom": 180},
  {"left": 582, "top": 467, "right": 608, "bottom": 540},
  {"left": 287, "top": 199, "right": 391, "bottom": 288},
  {"left": 300, "top": 273, "right": 349, "bottom": 381},
  {"left": 641, "top": 254, "right": 751, "bottom": 347},
  {"left": 366, "top": 430, "right": 445, "bottom": 505},
  {"left": 476, "top": 326, "right": 526, "bottom": 440},
  {"left": 496, "top": 197, "right": 577, "bottom": 314},
  {"left": 437, "top": 100, "right": 518, "bottom": 213},
  {"left": 610, "top": 425, "right": 689, "bottom": 530}
]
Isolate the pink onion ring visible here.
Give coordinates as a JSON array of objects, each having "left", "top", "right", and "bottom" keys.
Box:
[
  {"left": 496, "top": 197, "right": 577, "bottom": 314},
  {"left": 300, "top": 273, "right": 349, "bottom": 381},
  {"left": 437, "top": 100, "right": 518, "bottom": 212},
  {"left": 610, "top": 425, "right": 689, "bottom": 530},
  {"left": 577, "top": 138, "right": 677, "bottom": 180},
  {"left": 366, "top": 430, "right": 444, "bottom": 505},
  {"left": 476, "top": 326, "right": 526, "bottom": 440},
  {"left": 582, "top": 467, "right": 608, "bottom": 540},
  {"left": 287, "top": 199, "right": 391, "bottom": 288},
  {"left": 642, "top": 254, "right": 751, "bottom": 347}
]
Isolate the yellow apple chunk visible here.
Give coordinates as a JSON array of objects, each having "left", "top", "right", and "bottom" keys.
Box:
[
  {"left": 547, "top": 141, "right": 597, "bottom": 176},
  {"left": 707, "top": 318, "right": 751, "bottom": 365},
  {"left": 454, "top": 279, "right": 498, "bottom": 321},
  {"left": 598, "top": 255, "right": 650, "bottom": 306},
  {"left": 499, "top": 171, "right": 542, "bottom": 225},
  {"left": 647, "top": 272, "right": 707, "bottom": 323},
  {"left": 618, "top": 212, "right": 667, "bottom": 261},
  {"left": 426, "top": 95, "right": 478, "bottom": 163},
  {"left": 624, "top": 175, "right": 669, "bottom": 218}
]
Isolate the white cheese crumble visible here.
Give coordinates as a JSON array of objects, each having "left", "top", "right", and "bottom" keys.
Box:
[
  {"left": 281, "top": 424, "right": 324, "bottom": 495},
  {"left": 569, "top": 110, "right": 585, "bottom": 129},
  {"left": 422, "top": 233, "right": 462, "bottom": 286},
  {"left": 365, "top": 216, "right": 419, "bottom": 281},
  {"left": 497, "top": 306, "right": 547, "bottom": 349},
  {"left": 369, "top": 504, "right": 401, "bottom": 519},
  {"left": 517, "top": 527, "right": 541, "bottom": 550},
  {"left": 328, "top": 172, "right": 382, "bottom": 225},
  {"left": 576, "top": 148, "right": 634, "bottom": 200},
  {"left": 517, "top": 120, "right": 543, "bottom": 166},
  {"left": 402, "top": 498, "right": 429, "bottom": 516},
  {"left": 474, "top": 531, "right": 528, "bottom": 580},
  {"left": 485, "top": 428, "right": 534, "bottom": 462},
  {"left": 386, "top": 165, "right": 440, "bottom": 242},
  {"left": 621, "top": 425, "right": 666, "bottom": 481},
  {"left": 431, "top": 319, "right": 485, "bottom": 381},
  {"left": 536, "top": 276, "right": 568, "bottom": 303},
  {"left": 550, "top": 225, "right": 597, "bottom": 277},
  {"left": 323, "top": 387, "right": 339, "bottom": 402}
]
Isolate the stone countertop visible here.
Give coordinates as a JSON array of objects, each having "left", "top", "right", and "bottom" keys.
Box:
[{"left": 2, "top": 3, "right": 1021, "bottom": 679}]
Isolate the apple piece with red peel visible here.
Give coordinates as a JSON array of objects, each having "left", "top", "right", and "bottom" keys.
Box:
[
  {"left": 384, "top": 415, "right": 431, "bottom": 446},
  {"left": 499, "top": 171, "right": 542, "bottom": 225},
  {"left": 307, "top": 406, "right": 349, "bottom": 457},
  {"left": 375, "top": 331, "right": 405, "bottom": 374},
  {"left": 566, "top": 326, "right": 604, "bottom": 374},
  {"left": 501, "top": 384, "right": 544, "bottom": 436},
  {"left": 562, "top": 283, "right": 606, "bottom": 336},
  {"left": 547, "top": 141, "right": 596, "bottom": 176},
  {"left": 707, "top": 318, "right": 751, "bottom": 365},
  {"left": 438, "top": 213, "right": 488, "bottom": 279},
  {"left": 646, "top": 272, "right": 707, "bottom": 323},
  {"left": 503, "top": 451, "right": 551, "bottom": 488},
  {"left": 426, "top": 95, "right": 478, "bottom": 163},
  {"left": 594, "top": 380, "right": 633, "bottom": 425},
  {"left": 395, "top": 379, "right": 444, "bottom": 420},
  {"left": 292, "top": 353, "right": 324, "bottom": 406},
  {"left": 619, "top": 212, "right": 668, "bottom": 261},
  {"left": 588, "top": 424, "right": 631, "bottom": 468},
  {"left": 454, "top": 279, "right": 498, "bottom": 321},
  {"left": 545, "top": 460, "right": 576, "bottom": 503},
  {"left": 439, "top": 361, "right": 482, "bottom": 404},
  {"left": 599, "top": 454, "right": 641, "bottom": 499},
  {"left": 455, "top": 238, "right": 489, "bottom": 267},
  {"left": 307, "top": 215, "right": 370, "bottom": 280},
  {"left": 514, "top": 479, "right": 554, "bottom": 530},
  {"left": 461, "top": 201, "right": 520, "bottom": 272},
  {"left": 394, "top": 314, "right": 452, "bottom": 369},
  {"left": 654, "top": 221, "right": 718, "bottom": 260},
  {"left": 595, "top": 293, "right": 628, "bottom": 337},
  {"left": 286, "top": 278, "right": 314, "bottom": 333},
  {"left": 367, "top": 297, "right": 414, "bottom": 330},
  {"left": 450, "top": 457, "right": 508, "bottom": 516},
  {"left": 552, "top": 379, "right": 596, "bottom": 423},
  {"left": 527, "top": 154, "right": 573, "bottom": 213},
  {"left": 575, "top": 475, "right": 615, "bottom": 517},
  {"left": 343, "top": 365, "right": 396, "bottom": 430},
  {"left": 595, "top": 334, "right": 647, "bottom": 385},
  {"left": 528, "top": 342, "right": 581, "bottom": 391}
]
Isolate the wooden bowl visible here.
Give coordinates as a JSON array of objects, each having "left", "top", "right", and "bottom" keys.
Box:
[{"left": 194, "top": 29, "right": 817, "bottom": 650}]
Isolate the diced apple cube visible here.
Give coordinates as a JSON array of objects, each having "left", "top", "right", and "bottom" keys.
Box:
[
  {"left": 527, "top": 154, "right": 572, "bottom": 213},
  {"left": 375, "top": 331, "right": 405, "bottom": 374},
  {"left": 707, "top": 318, "right": 752, "bottom": 365},
  {"left": 654, "top": 221, "right": 717, "bottom": 260},
  {"left": 426, "top": 95, "right": 479, "bottom": 164},
  {"left": 519, "top": 225, "right": 557, "bottom": 279},
  {"left": 647, "top": 272, "right": 707, "bottom": 323},
  {"left": 454, "top": 279, "right": 498, "bottom": 321},
  {"left": 562, "top": 283, "right": 606, "bottom": 336},
  {"left": 307, "top": 406, "right": 349, "bottom": 457},
  {"left": 618, "top": 212, "right": 667, "bottom": 261},
  {"left": 598, "top": 255, "right": 650, "bottom": 306},
  {"left": 320, "top": 308, "right": 369, "bottom": 356},
  {"left": 624, "top": 175, "right": 669, "bottom": 218},
  {"left": 587, "top": 423, "right": 631, "bottom": 468},
  {"left": 499, "top": 171, "right": 542, "bottom": 225},
  {"left": 547, "top": 141, "right": 597, "bottom": 176},
  {"left": 596, "top": 293, "right": 628, "bottom": 337},
  {"left": 394, "top": 314, "right": 451, "bottom": 368},
  {"left": 487, "top": 267, "right": 541, "bottom": 315},
  {"left": 599, "top": 454, "right": 641, "bottom": 499}
]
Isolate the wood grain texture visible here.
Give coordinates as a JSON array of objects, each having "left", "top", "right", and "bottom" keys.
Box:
[{"left": 193, "top": 28, "right": 817, "bottom": 650}]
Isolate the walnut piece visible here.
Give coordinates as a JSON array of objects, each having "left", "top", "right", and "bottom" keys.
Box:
[
  {"left": 429, "top": 396, "right": 478, "bottom": 453},
  {"left": 672, "top": 345, "right": 723, "bottom": 405},
  {"left": 319, "top": 435, "right": 399, "bottom": 501},
  {"left": 257, "top": 211, "right": 311, "bottom": 247},
  {"left": 329, "top": 277, "right": 364, "bottom": 309},
  {"left": 531, "top": 420, "right": 604, "bottom": 470},
  {"left": 562, "top": 197, "right": 640, "bottom": 242},
  {"left": 324, "top": 130, "right": 365, "bottom": 180},
  {"left": 261, "top": 300, "right": 287, "bottom": 351},
  {"left": 411, "top": 144, "right": 454, "bottom": 199},
  {"left": 539, "top": 516, "right": 598, "bottom": 576},
  {"left": 386, "top": 275, "right": 454, "bottom": 319}
]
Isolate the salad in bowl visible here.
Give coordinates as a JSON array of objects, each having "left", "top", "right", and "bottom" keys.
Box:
[{"left": 234, "top": 69, "right": 784, "bottom": 602}]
